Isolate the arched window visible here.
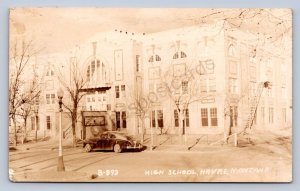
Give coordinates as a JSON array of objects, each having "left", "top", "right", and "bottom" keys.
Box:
[
  {"left": 87, "top": 59, "right": 106, "bottom": 82},
  {"left": 148, "top": 55, "right": 161, "bottom": 62},
  {"left": 155, "top": 55, "right": 161, "bottom": 61},
  {"left": 46, "top": 66, "right": 54, "bottom": 76},
  {"left": 228, "top": 43, "right": 236, "bottom": 57},
  {"left": 173, "top": 51, "right": 187, "bottom": 59}
]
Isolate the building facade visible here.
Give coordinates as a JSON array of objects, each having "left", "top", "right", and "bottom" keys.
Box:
[{"left": 29, "top": 21, "right": 292, "bottom": 140}]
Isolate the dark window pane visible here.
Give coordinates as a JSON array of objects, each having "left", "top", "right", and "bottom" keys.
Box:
[
  {"left": 201, "top": 108, "right": 208, "bottom": 127},
  {"left": 116, "top": 112, "right": 120, "bottom": 129},
  {"left": 174, "top": 110, "right": 179, "bottom": 127},
  {"left": 151, "top": 111, "right": 156, "bottom": 128},
  {"left": 46, "top": 116, "right": 51, "bottom": 130},
  {"left": 115, "top": 86, "right": 120, "bottom": 98},
  {"left": 122, "top": 112, "right": 126, "bottom": 128}
]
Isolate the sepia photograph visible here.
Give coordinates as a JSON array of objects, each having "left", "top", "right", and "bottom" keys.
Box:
[{"left": 8, "top": 8, "right": 292, "bottom": 182}]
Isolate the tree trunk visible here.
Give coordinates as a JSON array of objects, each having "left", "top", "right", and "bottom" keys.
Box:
[
  {"left": 23, "top": 118, "right": 27, "bottom": 144},
  {"left": 224, "top": 114, "right": 231, "bottom": 144},
  {"left": 140, "top": 118, "right": 144, "bottom": 144},
  {"left": 72, "top": 112, "right": 77, "bottom": 148},
  {"left": 13, "top": 116, "right": 17, "bottom": 147}
]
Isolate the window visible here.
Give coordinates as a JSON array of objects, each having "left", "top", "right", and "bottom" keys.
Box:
[
  {"left": 200, "top": 78, "right": 207, "bottom": 93},
  {"left": 209, "top": 77, "right": 216, "bottom": 92},
  {"left": 87, "top": 60, "right": 102, "bottom": 82},
  {"left": 173, "top": 52, "right": 179, "bottom": 59},
  {"left": 121, "top": 85, "right": 126, "bottom": 98},
  {"left": 136, "top": 55, "right": 141, "bottom": 72},
  {"left": 115, "top": 86, "right": 120, "bottom": 98},
  {"left": 122, "top": 112, "right": 127, "bottom": 128},
  {"left": 173, "top": 51, "right": 187, "bottom": 59},
  {"left": 91, "top": 61, "right": 96, "bottom": 77},
  {"left": 174, "top": 110, "right": 179, "bottom": 127},
  {"left": 151, "top": 110, "right": 156, "bottom": 128},
  {"left": 116, "top": 112, "right": 120, "bottom": 129},
  {"left": 228, "top": 44, "right": 236, "bottom": 57},
  {"left": 155, "top": 55, "right": 161, "bottom": 61},
  {"left": 198, "top": 60, "right": 214, "bottom": 75},
  {"left": 182, "top": 81, "right": 188, "bottom": 94},
  {"left": 229, "top": 78, "right": 238, "bottom": 94},
  {"left": 157, "top": 110, "right": 164, "bottom": 128},
  {"left": 210, "top": 108, "right": 218, "bottom": 126},
  {"left": 92, "top": 97, "right": 95, "bottom": 102},
  {"left": 228, "top": 38, "right": 237, "bottom": 57},
  {"left": 148, "top": 55, "right": 161, "bottom": 62},
  {"left": 46, "top": 94, "right": 50, "bottom": 104},
  {"left": 116, "top": 111, "right": 126, "bottom": 129},
  {"left": 51, "top": 94, "right": 55, "bottom": 104},
  {"left": 87, "top": 66, "right": 90, "bottom": 81},
  {"left": 282, "top": 108, "right": 286, "bottom": 123},
  {"left": 148, "top": 56, "right": 154, "bottom": 62},
  {"left": 46, "top": 68, "right": 54, "bottom": 76},
  {"left": 201, "top": 108, "right": 208, "bottom": 127},
  {"left": 46, "top": 94, "right": 55, "bottom": 104},
  {"left": 151, "top": 110, "right": 164, "bottom": 128},
  {"left": 46, "top": 116, "right": 51, "bottom": 130},
  {"left": 87, "top": 97, "right": 91, "bottom": 102},
  {"left": 269, "top": 107, "right": 274, "bottom": 124}
]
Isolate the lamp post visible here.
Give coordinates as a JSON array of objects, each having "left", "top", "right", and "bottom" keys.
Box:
[
  {"left": 34, "top": 105, "right": 39, "bottom": 143},
  {"left": 57, "top": 87, "right": 65, "bottom": 172}
]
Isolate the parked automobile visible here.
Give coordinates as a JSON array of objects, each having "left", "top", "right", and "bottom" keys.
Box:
[{"left": 83, "top": 131, "right": 143, "bottom": 153}]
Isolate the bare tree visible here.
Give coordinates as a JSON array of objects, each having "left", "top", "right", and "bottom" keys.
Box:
[
  {"left": 127, "top": 94, "right": 152, "bottom": 144},
  {"left": 9, "top": 38, "right": 41, "bottom": 146},
  {"left": 154, "top": 62, "right": 218, "bottom": 145},
  {"left": 18, "top": 72, "right": 41, "bottom": 143},
  {"left": 58, "top": 57, "right": 89, "bottom": 147}
]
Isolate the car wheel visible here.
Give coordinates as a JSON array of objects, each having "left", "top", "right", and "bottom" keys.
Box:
[
  {"left": 84, "top": 144, "right": 92, "bottom": 152},
  {"left": 113, "top": 144, "right": 122, "bottom": 153}
]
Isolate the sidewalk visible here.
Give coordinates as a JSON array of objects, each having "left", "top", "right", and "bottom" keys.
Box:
[
  {"left": 10, "top": 128, "right": 291, "bottom": 153},
  {"left": 9, "top": 138, "right": 78, "bottom": 152},
  {"left": 141, "top": 133, "right": 231, "bottom": 152}
]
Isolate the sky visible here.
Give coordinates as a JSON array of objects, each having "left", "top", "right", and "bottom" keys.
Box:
[{"left": 9, "top": 8, "right": 292, "bottom": 54}]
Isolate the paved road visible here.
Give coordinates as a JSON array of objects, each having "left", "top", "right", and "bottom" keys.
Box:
[{"left": 9, "top": 142, "right": 292, "bottom": 182}]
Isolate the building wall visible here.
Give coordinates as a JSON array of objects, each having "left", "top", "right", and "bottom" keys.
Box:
[{"left": 30, "top": 22, "right": 292, "bottom": 139}]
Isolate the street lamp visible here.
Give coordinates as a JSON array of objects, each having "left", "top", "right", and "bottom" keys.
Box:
[{"left": 57, "top": 87, "right": 65, "bottom": 172}]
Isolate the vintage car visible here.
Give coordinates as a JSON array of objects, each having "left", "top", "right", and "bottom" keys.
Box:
[{"left": 83, "top": 131, "right": 143, "bottom": 153}]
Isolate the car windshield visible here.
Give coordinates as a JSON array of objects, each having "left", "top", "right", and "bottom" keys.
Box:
[{"left": 125, "top": 135, "right": 133, "bottom": 140}]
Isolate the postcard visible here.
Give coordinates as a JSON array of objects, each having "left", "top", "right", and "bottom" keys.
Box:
[{"left": 9, "top": 8, "right": 292, "bottom": 182}]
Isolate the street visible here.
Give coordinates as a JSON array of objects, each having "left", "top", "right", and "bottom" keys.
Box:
[{"left": 9, "top": 133, "right": 292, "bottom": 182}]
